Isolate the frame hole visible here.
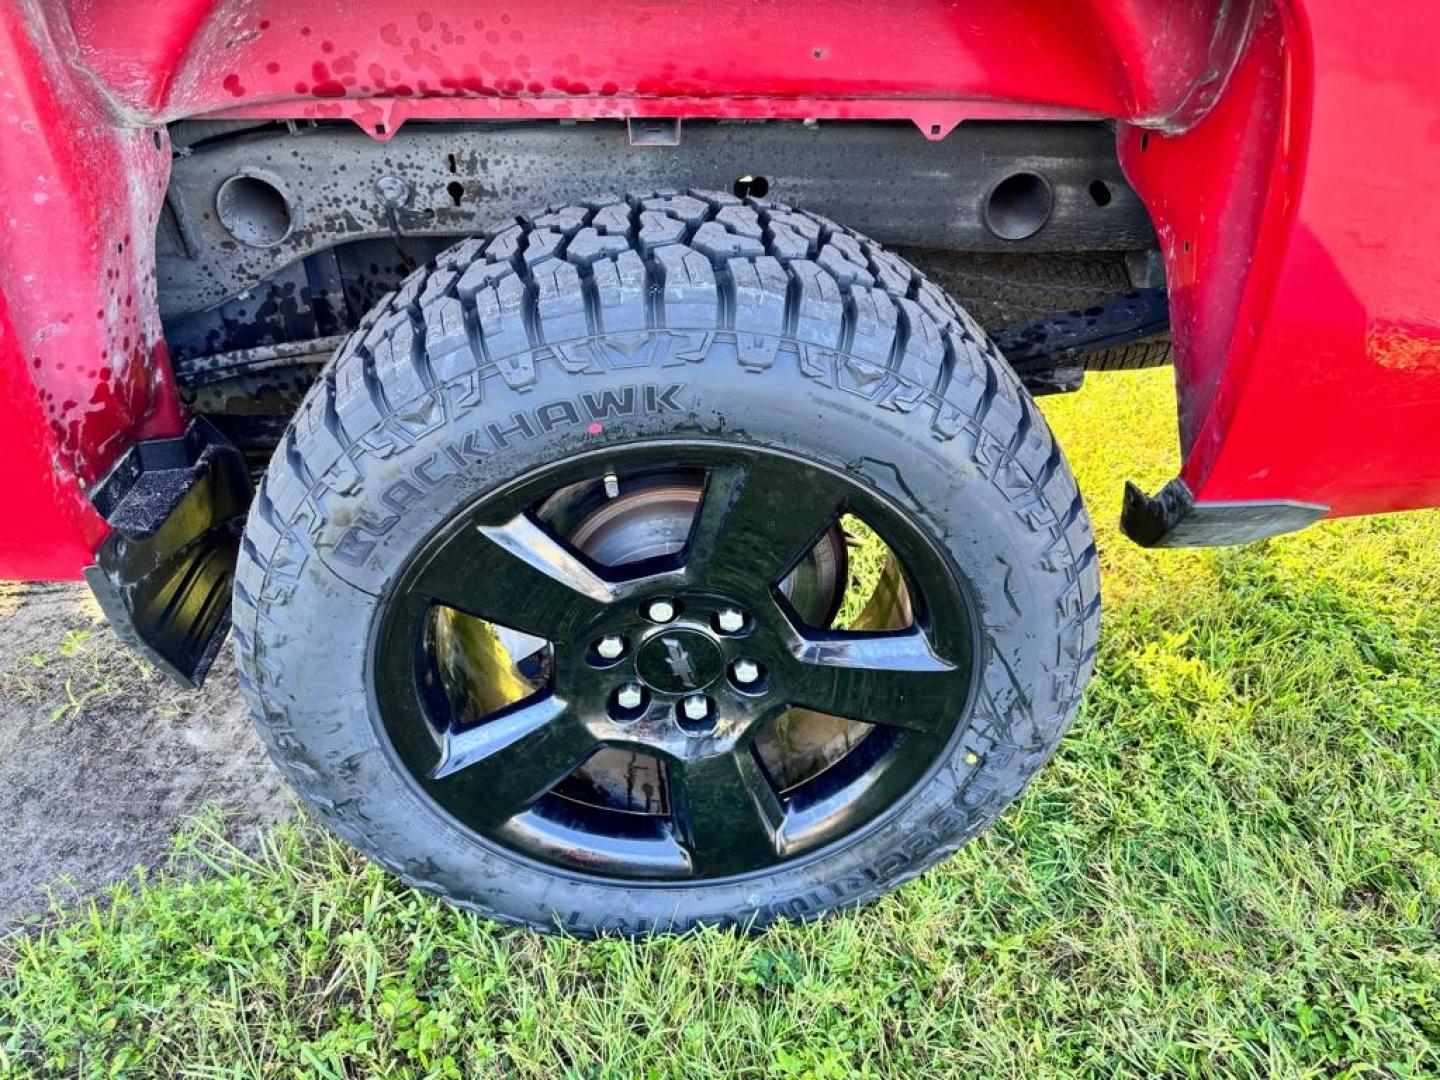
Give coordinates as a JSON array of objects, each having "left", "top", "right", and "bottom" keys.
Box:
[
  {"left": 733, "top": 174, "right": 770, "bottom": 200},
  {"left": 1088, "top": 180, "right": 1113, "bottom": 207},
  {"left": 215, "top": 173, "right": 293, "bottom": 248},
  {"left": 983, "top": 171, "right": 1053, "bottom": 242},
  {"left": 446, "top": 180, "right": 465, "bottom": 206}
]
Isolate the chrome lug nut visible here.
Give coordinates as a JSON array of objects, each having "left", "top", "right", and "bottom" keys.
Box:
[
  {"left": 646, "top": 598, "right": 677, "bottom": 623},
  {"left": 595, "top": 634, "right": 626, "bottom": 660},
  {"left": 732, "top": 658, "right": 762, "bottom": 686},
  {"left": 681, "top": 694, "right": 711, "bottom": 722},
  {"left": 715, "top": 608, "right": 746, "bottom": 633},
  {"left": 615, "top": 683, "right": 645, "bottom": 711}
]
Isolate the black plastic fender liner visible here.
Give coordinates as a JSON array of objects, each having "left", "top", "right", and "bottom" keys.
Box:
[
  {"left": 1120, "top": 476, "right": 1328, "bottom": 547},
  {"left": 83, "top": 417, "right": 252, "bottom": 688}
]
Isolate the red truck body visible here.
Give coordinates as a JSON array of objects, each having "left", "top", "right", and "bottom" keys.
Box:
[{"left": 2, "top": 0, "right": 1439, "bottom": 580}]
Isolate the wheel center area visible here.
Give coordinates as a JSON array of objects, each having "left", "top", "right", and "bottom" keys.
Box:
[{"left": 635, "top": 627, "right": 723, "bottom": 693}]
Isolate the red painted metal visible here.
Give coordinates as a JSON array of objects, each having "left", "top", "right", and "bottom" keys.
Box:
[
  {"left": 64, "top": 1, "right": 1232, "bottom": 129},
  {"left": 1127, "top": 0, "right": 1440, "bottom": 517},
  {"left": 0, "top": 3, "right": 182, "bottom": 580},
  {"left": 3, "top": 0, "right": 1440, "bottom": 580},
  {"left": 0, "top": 292, "right": 108, "bottom": 579}
]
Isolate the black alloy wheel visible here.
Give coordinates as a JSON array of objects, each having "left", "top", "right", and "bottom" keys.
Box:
[{"left": 373, "top": 443, "right": 976, "bottom": 883}]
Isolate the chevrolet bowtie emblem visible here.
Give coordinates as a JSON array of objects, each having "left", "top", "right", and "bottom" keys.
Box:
[{"left": 661, "top": 637, "right": 697, "bottom": 684}]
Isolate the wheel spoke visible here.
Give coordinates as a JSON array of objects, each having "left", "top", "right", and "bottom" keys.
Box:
[
  {"left": 783, "top": 629, "right": 966, "bottom": 734},
  {"left": 685, "top": 460, "right": 843, "bottom": 600},
  {"left": 667, "top": 746, "right": 787, "bottom": 876},
  {"left": 414, "top": 513, "right": 616, "bottom": 640},
  {"left": 430, "top": 693, "right": 597, "bottom": 827}
]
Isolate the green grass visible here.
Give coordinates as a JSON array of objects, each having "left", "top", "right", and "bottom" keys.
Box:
[{"left": 3, "top": 368, "right": 1439, "bottom": 1078}]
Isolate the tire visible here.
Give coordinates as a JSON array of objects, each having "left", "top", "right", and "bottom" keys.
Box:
[{"left": 232, "top": 191, "right": 1100, "bottom": 934}]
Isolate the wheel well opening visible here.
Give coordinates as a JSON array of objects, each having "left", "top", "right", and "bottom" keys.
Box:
[{"left": 155, "top": 118, "right": 1164, "bottom": 472}]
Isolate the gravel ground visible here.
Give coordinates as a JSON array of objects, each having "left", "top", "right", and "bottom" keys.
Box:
[{"left": 0, "top": 581, "right": 293, "bottom": 928}]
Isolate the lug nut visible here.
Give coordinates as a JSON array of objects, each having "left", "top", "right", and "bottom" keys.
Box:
[
  {"left": 715, "top": 608, "right": 746, "bottom": 633},
  {"left": 595, "top": 635, "right": 626, "bottom": 660},
  {"left": 615, "top": 683, "right": 645, "bottom": 711},
  {"left": 732, "top": 659, "right": 762, "bottom": 686},
  {"left": 682, "top": 694, "right": 711, "bottom": 722},
  {"left": 645, "top": 598, "right": 677, "bottom": 623}
]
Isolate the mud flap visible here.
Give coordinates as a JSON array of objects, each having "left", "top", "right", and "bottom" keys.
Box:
[
  {"left": 1120, "top": 476, "right": 1327, "bottom": 548},
  {"left": 83, "top": 418, "right": 252, "bottom": 688}
]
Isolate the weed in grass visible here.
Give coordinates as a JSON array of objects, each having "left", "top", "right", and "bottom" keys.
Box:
[{"left": 0, "top": 369, "right": 1437, "bottom": 1078}]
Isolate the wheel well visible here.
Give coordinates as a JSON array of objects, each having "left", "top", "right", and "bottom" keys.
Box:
[{"left": 156, "top": 119, "right": 1165, "bottom": 467}]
